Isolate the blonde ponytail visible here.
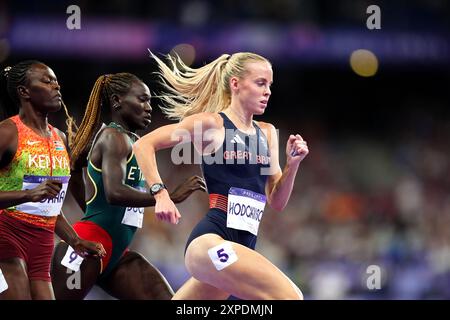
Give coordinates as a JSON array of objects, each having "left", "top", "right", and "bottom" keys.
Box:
[{"left": 150, "top": 51, "right": 269, "bottom": 121}]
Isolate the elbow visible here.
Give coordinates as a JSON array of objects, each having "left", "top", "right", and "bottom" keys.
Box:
[
  {"left": 268, "top": 200, "right": 286, "bottom": 212},
  {"left": 105, "top": 190, "right": 122, "bottom": 205},
  {"left": 271, "top": 204, "right": 286, "bottom": 213},
  {"left": 133, "top": 139, "right": 155, "bottom": 163},
  {"left": 133, "top": 136, "right": 154, "bottom": 153}
]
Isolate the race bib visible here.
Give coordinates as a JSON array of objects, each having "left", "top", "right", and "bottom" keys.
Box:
[
  {"left": 60, "top": 245, "right": 84, "bottom": 272},
  {"left": 0, "top": 268, "right": 8, "bottom": 293},
  {"left": 227, "top": 187, "right": 266, "bottom": 236},
  {"left": 121, "top": 186, "right": 145, "bottom": 228},
  {"left": 122, "top": 207, "right": 144, "bottom": 228},
  {"left": 16, "top": 175, "right": 70, "bottom": 217},
  {"left": 207, "top": 242, "right": 238, "bottom": 271}
]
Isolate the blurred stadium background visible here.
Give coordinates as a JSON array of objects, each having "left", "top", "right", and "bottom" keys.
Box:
[{"left": 1, "top": 0, "right": 449, "bottom": 299}]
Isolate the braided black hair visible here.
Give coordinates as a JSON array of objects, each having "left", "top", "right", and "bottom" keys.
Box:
[
  {"left": 0, "top": 60, "right": 44, "bottom": 120},
  {"left": 70, "top": 72, "right": 142, "bottom": 169}
]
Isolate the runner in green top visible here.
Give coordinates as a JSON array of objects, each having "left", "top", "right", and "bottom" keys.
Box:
[{"left": 51, "top": 72, "right": 206, "bottom": 300}]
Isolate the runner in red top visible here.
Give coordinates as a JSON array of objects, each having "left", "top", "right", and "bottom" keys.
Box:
[{"left": 0, "top": 60, "right": 106, "bottom": 300}]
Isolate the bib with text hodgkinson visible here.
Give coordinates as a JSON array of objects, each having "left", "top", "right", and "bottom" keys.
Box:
[{"left": 227, "top": 187, "right": 266, "bottom": 236}]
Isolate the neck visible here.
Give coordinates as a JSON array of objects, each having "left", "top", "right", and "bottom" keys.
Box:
[
  {"left": 110, "top": 119, "right": 139, "bottom": 140},
  {"left": 226, "top": 103, "right": 254, "bottom": 130},
  {"left": 111, "top": 118, "right": 132, "bottom": 133},
  {"left": 19, "top": 104, "right": 50, "bottom": 136}
]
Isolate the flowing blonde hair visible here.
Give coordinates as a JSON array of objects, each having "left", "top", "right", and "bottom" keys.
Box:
[{"left": 150, "top": 51, "right": 270, "bottom": 120}]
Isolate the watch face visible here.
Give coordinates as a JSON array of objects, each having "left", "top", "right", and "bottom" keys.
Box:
[{"left": 150, "top": 183, "right": 166, "bottom": 195}]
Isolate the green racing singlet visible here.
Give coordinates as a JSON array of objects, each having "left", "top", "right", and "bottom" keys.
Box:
[{"left": 81, "top": 122, "right": 147, "bottom": 275}]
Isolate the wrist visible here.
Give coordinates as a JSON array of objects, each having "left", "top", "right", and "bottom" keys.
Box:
[
  {"left": 60, "top": 227, "right": 80, "bottom": 248},
  {"left": 285, "top": 160, "right": 300, "bottom": 171},
  {"left": 67, "top": 235, "right": 81, "bottom": 248},
  {"left": 149, "top": 182, "right": 167, "bottom": 196},
  {"left": 22, "top": 189, "right": 31, "bottom": 202},
  {"left": 154, "top": 188, "right": 170, "bottom": 201}
]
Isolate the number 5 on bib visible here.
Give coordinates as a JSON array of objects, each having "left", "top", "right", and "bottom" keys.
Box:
[{"left": 208, "top": 242, "right": 238, "bottom": 271}]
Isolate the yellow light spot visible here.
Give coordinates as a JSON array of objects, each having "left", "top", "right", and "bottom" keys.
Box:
[
  {"left": 170, "top": 43, "right": 196, "bottom": 67},
  {"left": 350, "top": 49, "right": 378, "bottom": 77}
]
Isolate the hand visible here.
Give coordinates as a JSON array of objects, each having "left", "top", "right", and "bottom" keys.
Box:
[
  {"left": 25, "top": 180, "right": 63, "bottom": 202},
  {"left": 155, "top": 189, "right": 181, "bottom": 225},
  {"left": 170, "top": 175, "right": 207, "bottom": 203},
  {"left": 286, "top": 134, "right": 309, "bottom": 164},
  {"left": 71, "top": 238, "right": 106, "bottom": 258}
]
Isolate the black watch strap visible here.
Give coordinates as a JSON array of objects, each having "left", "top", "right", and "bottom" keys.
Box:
[{"left": 149, "top": 183, "right": 167, "bottom": 196}]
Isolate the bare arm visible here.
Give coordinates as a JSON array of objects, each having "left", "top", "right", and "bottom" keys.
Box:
[
  {"left": 0, "top": 120, "right": 16, "bottom": 169},
  {"left": 55, "top": 212, "right": 106, "bottom": 257},
  {"left": 261, "top": 122, "right": 309, "bottom": 212},
  {"left": 0, "top": 120, "right": 25, "bottom": 208},
  {"left": 54, "top": 212, "right": 82, "bottom": 248},
  {"left": 133, "top": 112, "right": 220, "bottom": 224},
  {"left": 99, "top": 128, "right": 158, "bottom": 207},
  {"left": 94, "top": 127, "right": 205, "bottom": 208},
  {"left": 0, "top": 190, "right": 30, "bottom": 209}
]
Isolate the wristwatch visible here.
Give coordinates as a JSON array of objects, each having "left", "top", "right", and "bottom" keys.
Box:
[{"left": 149, "top": 183, "right": 167, "bottom": 196}]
